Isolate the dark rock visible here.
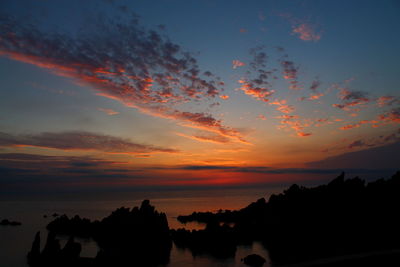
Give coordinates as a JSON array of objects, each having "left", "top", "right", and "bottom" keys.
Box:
[
  {"left": 0, "top": 219, "right": 21, "bottom": 226},
  {"left": 30, "top": 200, "right": 172, "bottom": 267},
  {"left": 242, "top": 254, "right": 266, "bottom": 266},
  {"left": 27, "top": 231, "right": 41, "bottom": 265},
  {"left": 61, "top": 236, "right": 81, "bottom": 260}
]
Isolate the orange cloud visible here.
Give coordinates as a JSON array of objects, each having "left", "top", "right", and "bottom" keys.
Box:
[
  {"left": 308, "top": 92, "right": 324, "bottom": 100},
  {"left": 219, "top": 95, "right": 230, "bottom": 100},
  {"left": 297, "top": 132, "right": 312, "bottom": 137},
  {"left": 339, "top": 119, "right": 380, "bottom": 130},
  {"left": 176, "top": 132, "right": 231, "bottom": 144},
  {"left": 270, "top": 99, "right": 295, "bottom": 114},
  {"left": 238, "top": 79, "right": 274, "bottom": 102}
]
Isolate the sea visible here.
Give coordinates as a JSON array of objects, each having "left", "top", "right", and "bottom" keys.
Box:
[{"left": 0, "top": 186, "right": 284, "bottom": 267}]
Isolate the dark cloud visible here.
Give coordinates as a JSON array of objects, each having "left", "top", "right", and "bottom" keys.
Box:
[
  {"left": 279, "top": 53, "right": 300, "bottom": 90},
  {"left": 333, "top": 88, "right": 370, "bottom": 111},
  {"left": 308, "top": 141, "right": 400, "bottom": 170},
  {"left": 348, "top": 140, "right": 365, "bottom": 149},
  {"left": 0, "top": 131, "right": 178, "bottom": 154},
  {"left": 310, "top": 79, "right": 321, "bottom": 91},
  {"left": 178, "top": 165, "right": 386, "bottom": 175},
  {"left": 237, "top": 47, "right": 275, "bottom": 102}
]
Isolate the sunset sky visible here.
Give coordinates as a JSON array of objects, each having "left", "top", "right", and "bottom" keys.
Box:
[{"left": 1, "top": 0, "right": 399, "bottom": 194}]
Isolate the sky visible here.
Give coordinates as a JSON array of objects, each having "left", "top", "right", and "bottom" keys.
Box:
[{"left": 0, "top": 0, "right": 399, "bottom": 194}]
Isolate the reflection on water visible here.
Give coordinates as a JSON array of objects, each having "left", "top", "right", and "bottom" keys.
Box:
[{"left": 0, "top": 187, "right": 279, "bottom": 267}]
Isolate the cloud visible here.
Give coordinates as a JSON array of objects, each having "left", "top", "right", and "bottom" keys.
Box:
[
  {"left": 310, "top": 79, "right": 321, "bottom": 91},
  {"left": 98, "top": 108, "right": 119, "bottom": 115},
  {"left": 275, "top": 114, "right": 312, "bottom": 137},
  {"left": 238, "top": 79, "right": 274, "bottom": 102},
  {"left": 292, "top": 23, "right": 321, "bottom": 42},
  {"left": 175, "top": 165, "right": 382, "bottom": 175},
  {"left": 308, "top": 92, "right": 324, "bottom": 100},
  {"left": 308, "top": 141, "right": 400, "bottom": 170},
  {"left": 297, "top": 132, "right": 312, "bottom": 137},
  {"left": 376, "top": 96, "right": 399, "bottom": 107},
  {"left": 0, "top": 131, "right": 178, "bottom": 154},
  {"left": 237, "top": 47, "right": 275, "bottom": 102},
  {"left": 269, "top": 99, "right": 295, "bottom": 114},
  {"left": 279, "top": 13, "right": 322, "bottom": 42},
  {"left": 176, "top": 132, "right": 231, "bottom": 144},
  {"left": 0, "top": 13, "right": 246, "bottom": 142},
  {"left": 339, "top": 124, "right": 360, "bottom": 130},
  {"left": 257, "top": 114, "right": 267, "bottom": 120},
  {"left": 219, "top": 95, "right": 229, "bottom": 100},
  {"left": 348, "top": 140, "right": 366, "bottom": 149},
  {"left": 333, "top": 88, "right": 370, "bottom": 111},
  {"left": 280, "top": 57, "right": 300, "bottom": 90},
  {"left": 339, "top": 119, "right": 379, "bottom": 130},
  {"left": 379, "top": 107, "right": 400, "bottom": 124},
  {"left": 232, "top": 60, "right": 245, "bottom": 69}
]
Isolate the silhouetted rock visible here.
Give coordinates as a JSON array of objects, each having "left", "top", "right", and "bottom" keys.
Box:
[
  {"left": 0, "top": 218, "right": 21, "bottom": 226},
  {"left": 47, "top": 214, "right": 93, "bottom": 238},
  {"left": 27, "top": 231, "right": 41, "bottom": 266},
  {"left": 176, "top": 171, "right": 400, "bottom": 265},
  {"left": 242, "top": 254, "right": 266, "bottom": 266},
  {"left": 28, "top": 200, "right": 172, "bottom": 267},
  {"left": 61, "top": 236, "right": 81, "bottom": 261},
  {"left": 94, "top": 200, "right": 172, "bottom": 266},
  {"left": 171, "top": 220, "right": 237, "bottom": 258}
]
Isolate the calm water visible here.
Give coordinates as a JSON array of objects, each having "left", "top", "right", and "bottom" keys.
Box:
[{"left": 0, "top": 187, "right": 282, "bottom": 267}]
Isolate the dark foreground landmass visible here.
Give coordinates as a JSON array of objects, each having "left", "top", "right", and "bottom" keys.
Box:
[
  {"left": 0, "top": 218, "right": 21, "bottom": 226},
  {"left": 28, "top": 200, "right": 171, "bottom": 267},
  {"left": 27, "top": 171, "right": 400, "bottom": 266}
]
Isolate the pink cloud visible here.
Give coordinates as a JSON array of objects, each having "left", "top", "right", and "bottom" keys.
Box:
[
  {"left": 98, "top": 108, "right": 119, "bottom": 115},
  {"left": 279, "top": 13, "right": 322, "bottom": 42},
  {"left": 377, "top": 96, "right": 398, "bottom": 107},
  {"left": 292, "top": 23, "right": 321, "bottom": 42},
  {"left": 257, "top": 114, "right": 267, "bottom": 120},
  {"left": 232, "top": 60, "right": 246, "bottom": 69},
  {"left": 379, "top": 108, "right": 400, "bottom": 124}
]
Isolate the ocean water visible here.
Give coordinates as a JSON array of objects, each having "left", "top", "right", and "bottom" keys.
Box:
[{"left": 0, "top": 187, "right": 282, "bottom": 267}]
